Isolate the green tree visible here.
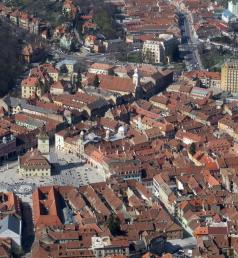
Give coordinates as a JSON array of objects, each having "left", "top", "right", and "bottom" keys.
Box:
[
  {"left": 60, "top": 64, "right": 68, "bottom": 74},
  {"left": 0, "top": 21, "right": 23, "bottom": 97},
  {"left": 8, "top": 0, "right": 71, "bottom": 28},
  {"left": 127, "top": 51, "right": 143, "bottom": 63},
  {"left": 189, "top": 143, "right": 196, "bottom": 156},
  {"left": 108, "top": 213, "right": 121, "bottom": 236},
  {"left": 108, "top": 69, "right": 115, "bottom": 76},
  {"left": 94, "top": 9, "right": 117, "bottom": 39},
  {"left": 75, "top": 16, "right": 84, "bottom": 36},
  {"left": 93, "top": 75, "right": 100, "bottom": 88},
  {"left": 143, "top": 49, "right": 154, "bottom": 64}
]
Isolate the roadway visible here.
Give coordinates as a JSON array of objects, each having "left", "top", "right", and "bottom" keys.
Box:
[
  {"left": 184, "top": 14, "right": 203, "bottom": 70},
  {"left": 49, "top": 46, "right": 118, "bottom": 66},
  {"left": 180, "top": 12, "right": 204, "bottom": 71}
]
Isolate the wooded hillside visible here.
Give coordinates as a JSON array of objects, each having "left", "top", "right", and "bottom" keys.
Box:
[{"left": 0, "top": 21, "right": 22, "bottom": 97}]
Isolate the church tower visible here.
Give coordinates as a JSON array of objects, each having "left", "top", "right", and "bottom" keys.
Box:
[
  {"left": 77, "top": 131, "right": 85, "bottom": 158},
  {"left": 37, "top": 125, "right": 50, "bottom": 159},
  {"left": 133, "top": 67, "right": 140, "bottom": 87},
  {"left": 133, "top": 67, "right": 142, "bottom": 99}
]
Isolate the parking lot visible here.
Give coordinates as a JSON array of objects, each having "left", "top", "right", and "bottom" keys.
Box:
[{"left": 0, "top": 150, "right": 105, "bottom": 204}]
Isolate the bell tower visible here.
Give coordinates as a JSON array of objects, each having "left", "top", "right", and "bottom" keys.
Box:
[
  {"left": 37, "top": 125, "right": 50, "bottom": 159},
  {"left": 133, "top": 67, "right": 140, "bottom": 87},
  {"left": 77, "top": 131, "right": 85, "bottom": 158},
  {"left": 133, "top": 67, "right": 142, "bottom": 99}
]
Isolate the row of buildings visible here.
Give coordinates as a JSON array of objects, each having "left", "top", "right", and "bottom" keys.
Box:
[
  {"left": 182, "top": 59, "right": 238, "bottom": 94},
  {"left": 120, "top": 0, "right": 182, "bottom": 64},
  {"left": 2, "top": 48, "right": 238, "bottom": 256},
  {"left": 30, "top": 183, "right": 181, "bottom": 257},
  {"left": 177, "top": 0, "right": 230, "bottom": 40}
]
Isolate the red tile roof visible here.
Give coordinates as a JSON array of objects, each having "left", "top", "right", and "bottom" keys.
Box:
[
  {"left": 32, "top": 186, "right": 62, "bottom": 228},
  {"left": 100, "top": 75, "right": 135, "bottom": 93}
]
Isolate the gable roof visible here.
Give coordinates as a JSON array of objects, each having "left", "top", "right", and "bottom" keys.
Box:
[
  {"left": 19, "top": 149, "right": 50, "bottom": 169},
  {"left": 100, "top": 75, "right": 135, "bottom": 94}
]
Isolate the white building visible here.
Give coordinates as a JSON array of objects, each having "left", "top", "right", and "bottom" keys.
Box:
[
  {"left": 91, "top": 236, "right": 129, "bottom": 258},
  {"left": 153, "top": 174, "right": 176, "bottom": 215},
  {"left": 143, "top": 40, "right": 165, "bottom": 64},
  {"left": 142, "top": 34, "right": 177, "bottom": 64},
  {"left": 0, "top": 215, "right": 22, "bottom": 250},
  {"left": 88, "top": 63, "right": 115, "bottom": 75},
  {"left": 37, "top": 129, "right": 50, "bottom": 160},
  {"left": 55, "top": 130, "right": 66, "bottom": 151},
  {"left": 228, "top": 0, "right": 238, "bottom": 16},
  {"left": 222, "top": 9, "right": 237, "bottom": 23}
]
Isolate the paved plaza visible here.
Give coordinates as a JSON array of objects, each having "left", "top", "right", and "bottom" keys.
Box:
[
  {"left": 53, "top": 151, "right": 105, "bottom": 188},
  {"left": 0, "top": 150, "right": 105, "bottom": 204}
]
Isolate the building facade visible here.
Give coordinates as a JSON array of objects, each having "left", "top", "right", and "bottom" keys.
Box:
[
  {"left": 21, "top": 76, "right": 44, "bottom": 99},
  {"left": 18, "top": 149, "right": 51, "bottom": 177},
  {"left": 0, "top": 131, "right": 16, "bottom": 161},
  {"left": 91, "top": 236, "right": 130, "bottom": 258},
  {"left": 37, "top": 129, "right": 50, "bottom": 160},
  {"left": 221, "top": 60, "right": 238, "bottom": 93},
  {"left": 143, "top": 40, "right": 165, "bottom": 64},
  {"left": 228, "top": 0, "right": 238, "bottom": 16}
]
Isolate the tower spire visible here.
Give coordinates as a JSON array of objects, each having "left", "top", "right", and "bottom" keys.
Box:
[{"left": 133, "top": 66, "right": 140, "bottom": 88}]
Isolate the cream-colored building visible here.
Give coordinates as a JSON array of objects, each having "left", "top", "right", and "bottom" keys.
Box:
[
  {"left": 143, "top": 40, "right": 165, "bottom": 64},
  {"left": 218, "top": 117, "right": 238, "bottom": 140},
  {"left": 18, "top": 149, "right": 51, "bottom": 177},
  {"left": 18, "top": 128, "right": 51, "bottom": 177},
  {"left": 37, "top": 129, "right": 50, "bottom": 160},
  {"left": 56, "top": 60, "right": 78, "bottom": 83},
  {"left": 221, "top": 60, "right": 238, "bottom": 93},
  {"left": 21, "top": 76, "right": 44, "bottom": 99},
  {"left": 55, "top": 129, "right": 85, "bottom": 157},
  {"left": 43, "top": 64, "right": 59, "bottom": 82},
  {"left": 228, "top": 0, "right": 238, "bottom": 16},
  {"left": 143, "top": 35, "right": 178, "bottom": 64},
  {"left": 50, "top": 81, "right": 65, "bottom": 95},
  {"left": 88, "top": 63, "right": 114, "bottom": 75},
  {"left": 91, "top": 236, "right": 129, "bottom": 258}
]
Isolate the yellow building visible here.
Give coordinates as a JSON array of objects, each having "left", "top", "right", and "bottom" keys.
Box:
[
  {"left": 221, "top": 60, "right": 238, "bottom": 93},
  {"left": 218, "top": 117, "right": 238, "bottom": 140},
  {"left": 21, "top": 76, "right": 44, "bottom": 99},
  {"left": 56, "top": 60, "right": 78, "bottom": 83},
  {"left": 41, "top": 63, "right": 59, "bottom": 82}
]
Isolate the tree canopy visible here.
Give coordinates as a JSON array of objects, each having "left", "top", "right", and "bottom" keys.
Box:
[
  {"left": 189, "top": 143, "right": 196, "bottom": 156},
  {"left": 7, "top": 0, "right": 70, "bottom": 27},
  {"left": 93, "top": 75, "right": 100, "bottom": 88},
  {"left": 94, "top": 9, "right": 117, "bottom": 39},
  {"left": 107, "top": 213, "right": 121, "bottom": 236},
  {"left": 0, "top": 21, "right": 23, "bottom": 97}
]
